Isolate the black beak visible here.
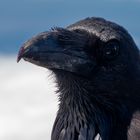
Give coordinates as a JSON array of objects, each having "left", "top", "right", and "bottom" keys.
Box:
[
  {"left": 17, "top": 41, "right": 40, "bottom": 64},
  {"left": 17, "top": 29, "right": 96, "bottom": 77},
  {"left": 17, "top": 45, "right": 38, "bottom": 63},
  {"left": 17, "top": 47, "right": 25, "bottom": 62},
  {"left": 17, "top": 32, "right": 48, "bottom": 63}
]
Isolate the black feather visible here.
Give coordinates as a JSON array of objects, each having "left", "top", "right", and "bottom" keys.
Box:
[{"left": 18, "top": 17, "right": 140, "bottom": 140}]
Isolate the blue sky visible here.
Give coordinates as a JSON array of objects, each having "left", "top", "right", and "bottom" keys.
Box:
[{"left": 0, "top": 0, "right": 140, "bottom": 53}]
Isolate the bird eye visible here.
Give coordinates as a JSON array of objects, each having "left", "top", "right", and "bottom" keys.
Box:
[{"left": 102, "top": 39, "right": 120, "bottom": 60}]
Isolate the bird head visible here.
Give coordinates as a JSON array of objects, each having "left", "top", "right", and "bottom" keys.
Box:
[
  {"left": 17, "top": 18, "right": 140, "bottom": 140},
  {"left": 17, "top": 18, "right": 139, "bottom": 79}
]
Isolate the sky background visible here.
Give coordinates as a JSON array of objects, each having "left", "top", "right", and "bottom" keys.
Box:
[
  {"left": 0, "top": 0, "right": 140, "bottom": 54},
  {"left": 0, "top": 0, "right": 140, "bottom": 139}
]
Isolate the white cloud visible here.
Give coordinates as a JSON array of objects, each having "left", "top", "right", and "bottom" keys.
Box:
[{"left": 0, "top": 56, "right": 58, "bottom": 140}]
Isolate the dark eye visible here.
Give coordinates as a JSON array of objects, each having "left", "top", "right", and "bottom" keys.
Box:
[{"left": 102, "top": 40, "right": 120, "bottom": 60}]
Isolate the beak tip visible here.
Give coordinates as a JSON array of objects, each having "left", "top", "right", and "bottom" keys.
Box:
[
  {"left": 17, "top": 47, "right": 25, "bottom": 63},
  {"left": 17, "top": 56, "right": 21, "bottom": 63}
]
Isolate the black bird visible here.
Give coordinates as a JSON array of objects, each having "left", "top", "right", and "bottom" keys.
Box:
[{"left": 17, "top": 17, "right": 140, "bottom": 140}]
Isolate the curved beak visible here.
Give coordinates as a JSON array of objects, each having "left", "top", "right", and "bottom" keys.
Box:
[
  {"left": 17, "top": 29, "right": 96, "bottom": 77},
  {"left": 17, "top": 47, "right": 24, "bottom": 62}
]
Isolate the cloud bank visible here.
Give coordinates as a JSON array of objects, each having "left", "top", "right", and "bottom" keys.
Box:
[{"left": 0, "top": 56, "right": 58, "bottom": 140}]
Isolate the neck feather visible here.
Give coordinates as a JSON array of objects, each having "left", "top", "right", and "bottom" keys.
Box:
[{"left": 51, "top": 71, "right": 129, "bottom": 140}]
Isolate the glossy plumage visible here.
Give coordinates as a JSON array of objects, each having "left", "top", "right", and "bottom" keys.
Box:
[{"left": 18, "top": 17, "right": 140, "bottom": 140}]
